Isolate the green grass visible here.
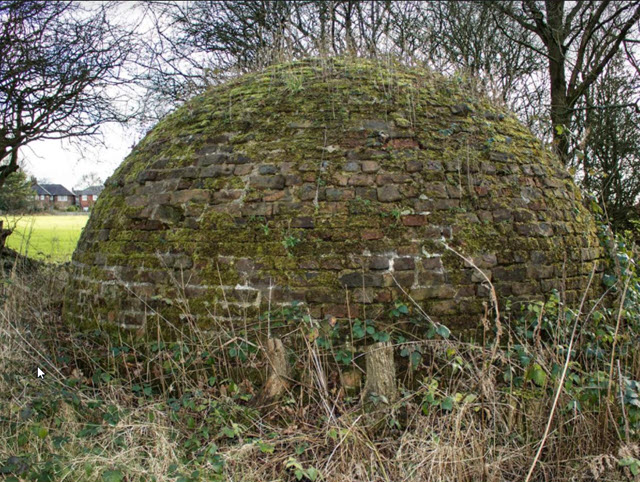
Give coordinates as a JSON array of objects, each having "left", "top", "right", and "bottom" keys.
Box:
[{"left": 3, "top": 215, "right": 88, "bottom": 263}]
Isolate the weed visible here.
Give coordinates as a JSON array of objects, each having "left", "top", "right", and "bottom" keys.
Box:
[{"left": 0, "top": 217, "right": 639, "bottom": 480}]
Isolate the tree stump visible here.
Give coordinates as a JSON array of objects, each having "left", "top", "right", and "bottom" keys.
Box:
[
  {"left": 258, "top": 338, "right": 291, "bottom": 405},
  {"left": 362, "top": 341, "right": 397, "bottom": 405},
  {"left": 0, "top": 221, "right": 12, "bottom": 251}
]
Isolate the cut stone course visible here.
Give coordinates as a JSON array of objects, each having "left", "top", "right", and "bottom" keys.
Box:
[{"left": 64, "top": 58, "right": 602, "bottom": 336}]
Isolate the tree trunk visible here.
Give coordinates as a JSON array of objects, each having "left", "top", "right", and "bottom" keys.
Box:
[
  {"left": 362, "top": 341, "right": 397, "bottom": 406},
  {"left": 546, "top": 0, "right": 571, "bottom": 164},
  {"left": 549, "top": 54, "right": 572, "bottom": 163}
]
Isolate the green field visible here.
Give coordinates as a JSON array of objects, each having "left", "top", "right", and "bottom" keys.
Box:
[{"left": 3, "top": 215, "right": 88, "bottom": 262}]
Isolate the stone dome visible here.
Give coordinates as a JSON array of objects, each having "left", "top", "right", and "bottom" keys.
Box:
[{"left": 64, "top": 58, "right": 601, "bottom": 335}]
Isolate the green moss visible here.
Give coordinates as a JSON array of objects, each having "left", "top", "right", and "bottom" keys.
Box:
[{"left": 64, "top": 57, "right": 601, "bottom": 339}]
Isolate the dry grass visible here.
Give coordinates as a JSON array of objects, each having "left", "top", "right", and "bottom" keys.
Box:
[{"left": 0, "top": 249, "right": 638, "bottom": 481}]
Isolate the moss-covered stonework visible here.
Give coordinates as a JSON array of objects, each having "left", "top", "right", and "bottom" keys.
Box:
[{"left": 64, "top": 58, "right": 601, "bottom": 335}]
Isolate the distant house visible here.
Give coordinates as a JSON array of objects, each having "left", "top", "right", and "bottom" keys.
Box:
[
  {"left": 33, "top": 183, "right": 76, "bottom": 210},
  {"left": 74, "top": 185, "right": 104, "bottom": 211}
]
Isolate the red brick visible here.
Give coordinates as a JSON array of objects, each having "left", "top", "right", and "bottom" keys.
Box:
[
  {"left": 401, "top": 214, "right": 427, "bottom": 226},
  {"left": 361, "top": 229, "right": 384, "bottom": 240},
  {"left": 390, "top": 138, "right": 419, "bottom": 149}
]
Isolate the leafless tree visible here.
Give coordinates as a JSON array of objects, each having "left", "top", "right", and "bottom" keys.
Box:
[
  {"left": 573, "top": 54, "right": 640, "bottom": 228},
  {"left": 492, "top": 0, "right": 640, "bottom": 162},
  {"left": 0, "top": 1, "right": 140, "bottom": 189}
]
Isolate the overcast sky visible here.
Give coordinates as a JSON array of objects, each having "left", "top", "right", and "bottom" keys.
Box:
[{"left": 21, "top": 123, "right": 139, "bottom": 189}]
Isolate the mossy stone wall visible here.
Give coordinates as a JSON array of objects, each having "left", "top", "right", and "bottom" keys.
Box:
[{"left": 63, "top": 58, "right": 601, "bottom": 335}]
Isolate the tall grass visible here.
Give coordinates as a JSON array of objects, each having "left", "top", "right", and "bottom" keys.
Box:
[{"left": 1, "top": 239, "right": 639, "bottom": 481}]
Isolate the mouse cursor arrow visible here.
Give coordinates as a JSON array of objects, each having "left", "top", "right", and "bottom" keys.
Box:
[{"left": 37, "top": 368, "right": 44, "bottom": 379}]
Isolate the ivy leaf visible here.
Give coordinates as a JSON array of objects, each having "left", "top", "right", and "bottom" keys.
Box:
[
  {"left": 440, "top": 396, "right": 454, "bottom": 411},
  {"left": 410, "top": 351, "right": 422, "bottom": 369},
  {"left": 376, "top": 332, "right": 390, "bottom": 342},
  {"left": 528, "top": 363, "right": 547, "bottom": 387},
  {"left": 619, "top": 458, "right": 640, "bottom": 476},
  {"left": 306, "top": 467, "right": 320, "bottom": 481},
  {"left": 258, "top": 441, "right": 274, "bottom": 454},
  {"left": 436, "top": 325, "right": 450, "bottom": 339},
  {"left": 101, "top": 470, "right": 123, "bottom": 482},
  {"left": 463, "top": 393, "right": 478, "bottom": 404},
  {"left": 222, "top": 426, "right": 236, "bottom": 438},
  {"left": 31, "top": 425, "right": 48, "bottom": 439}
]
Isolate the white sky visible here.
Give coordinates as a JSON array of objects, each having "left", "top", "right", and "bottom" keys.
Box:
[{"left": 21, "top": 124, "right": 139, "bottom": 190}]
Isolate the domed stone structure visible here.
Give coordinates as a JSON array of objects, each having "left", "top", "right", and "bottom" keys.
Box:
[{"left": 64, "top": 58, "right": 601, "bottom": 335}]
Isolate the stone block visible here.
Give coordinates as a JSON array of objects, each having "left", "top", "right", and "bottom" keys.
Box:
[
  {"left": 151, "top": 204, "right": 183, "bottom": 224},
  {"left": 240, "top": 203, "right": 272, "bottom": 217},
  {"left": 199, "top": 153, "right": 230, "bottom": 166},
  {"left": 390, "top": 138, "right": 419, "bottom": 149},
  {"left": 348, "top": 174, "right": 375, "bottom": 186},
  {"left": 325, "top": 188, "right": 354, "bottom": 201},
  {"left": 394, "top": 257, "right": 415, "bottom": 271},
  {"left": 415, "top": 199, "right": 459, "bottom": 211},
  {"left": 406, "top": 160, "right": 423, "bottom": 172},
  {"left": 324, "top": 304, "right": 358, "bottom": 318},
  {"left": 463, "top": 253, "right": 497, "bottom": 269},
  {"left": 361, "top": 161, "right": 380, "bottom": 173},
  {"left": 291, "top": 216, "right": 314, "bottom": 228},
  {"left": 202, "top": 165, "right": 234, "bottom": 177},
  {"left": 488, "top": 151, "right": 511, "bottom": 162},
  {"left": 137, "top": 170, "right": 158, "bottom": 183},
  {"left": 527, "top": 265, "right": 554, "bottom": 279},
  {"left": 369, "top": 256, "right": 390, "bottom": 270},
  {"left": 171, "top": 189, "right": 210, "bottom": 204},
  {"left": 263, "top": 191, "right": 285, "bottom": 202},
  {"left": 355, "top": 187, "right": 377, "bottom": 201},
  {"left": 299, "top": 183, "right": 318, "bottom": 201},
  {"left": 417, "top": 270, "right": 445, "bottom": 284},
  {"left": 354, "top": 288, "right": 375, "bottom": 304},
  {"left": 446, "top": 185, "right": 463, "bottom": 198},
  {"left": 455, "top": 285, "right": 476, "bottom": 298},
  {"left": 229, "top": 153, "right": 251, "bottom": 164},
  {"left": 258, "top": 165, "right": 278, "bottom": 175},
  {"left": 377, "top": 185, "right": 402, "bottom": 202},
  {"left": 285, "top": 174, "right": 303, "bottom": 186},
  {"left": 430, "top": 300, "right": 458, "bottom": 315},
  {"left": 250, "top": 175, "right": 285, "bottom": 190},
  {"left": 493, "top": 265, "right": 527, "bottom": 282},
  {"left": 339, "top": 272, "right": 384, "bottom": 288},
  {"left": 376, "top": 173, "right": 411, "bottom": 185},
  {"left": 319, "top": 258, "right": 343, "bottom": 270},
  {"left": 389, "top": 271, "right": 415, "bottom": 287},
  {"left": 515, "top": 223, "right": 554, "bottom": 237},
  {"left": 471, "top": 269, "right": 491, "bottom": 283},
  {"left": 125, "top": 195, "right": 148, "bottom": 208},
  {"left": 401, "top": 214, "right": 428, "bottom": 226},
  {"left": 173, "top": 167, "right": 199, "bottom": 179},
  {"left": 400, "top": 185, "right": 419, "bottom": 198},
  {"left": 213, "top": 189, "right": 243, "bottom": 203},
  {"left": 493, "top": 208, "right": 513, "bottom": 222},
  {"left": 344, "top": 161, "right": 360, "bottom": 172},
  {"left": 425, "top": 160, "right": 443, "bottom": 171}
]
